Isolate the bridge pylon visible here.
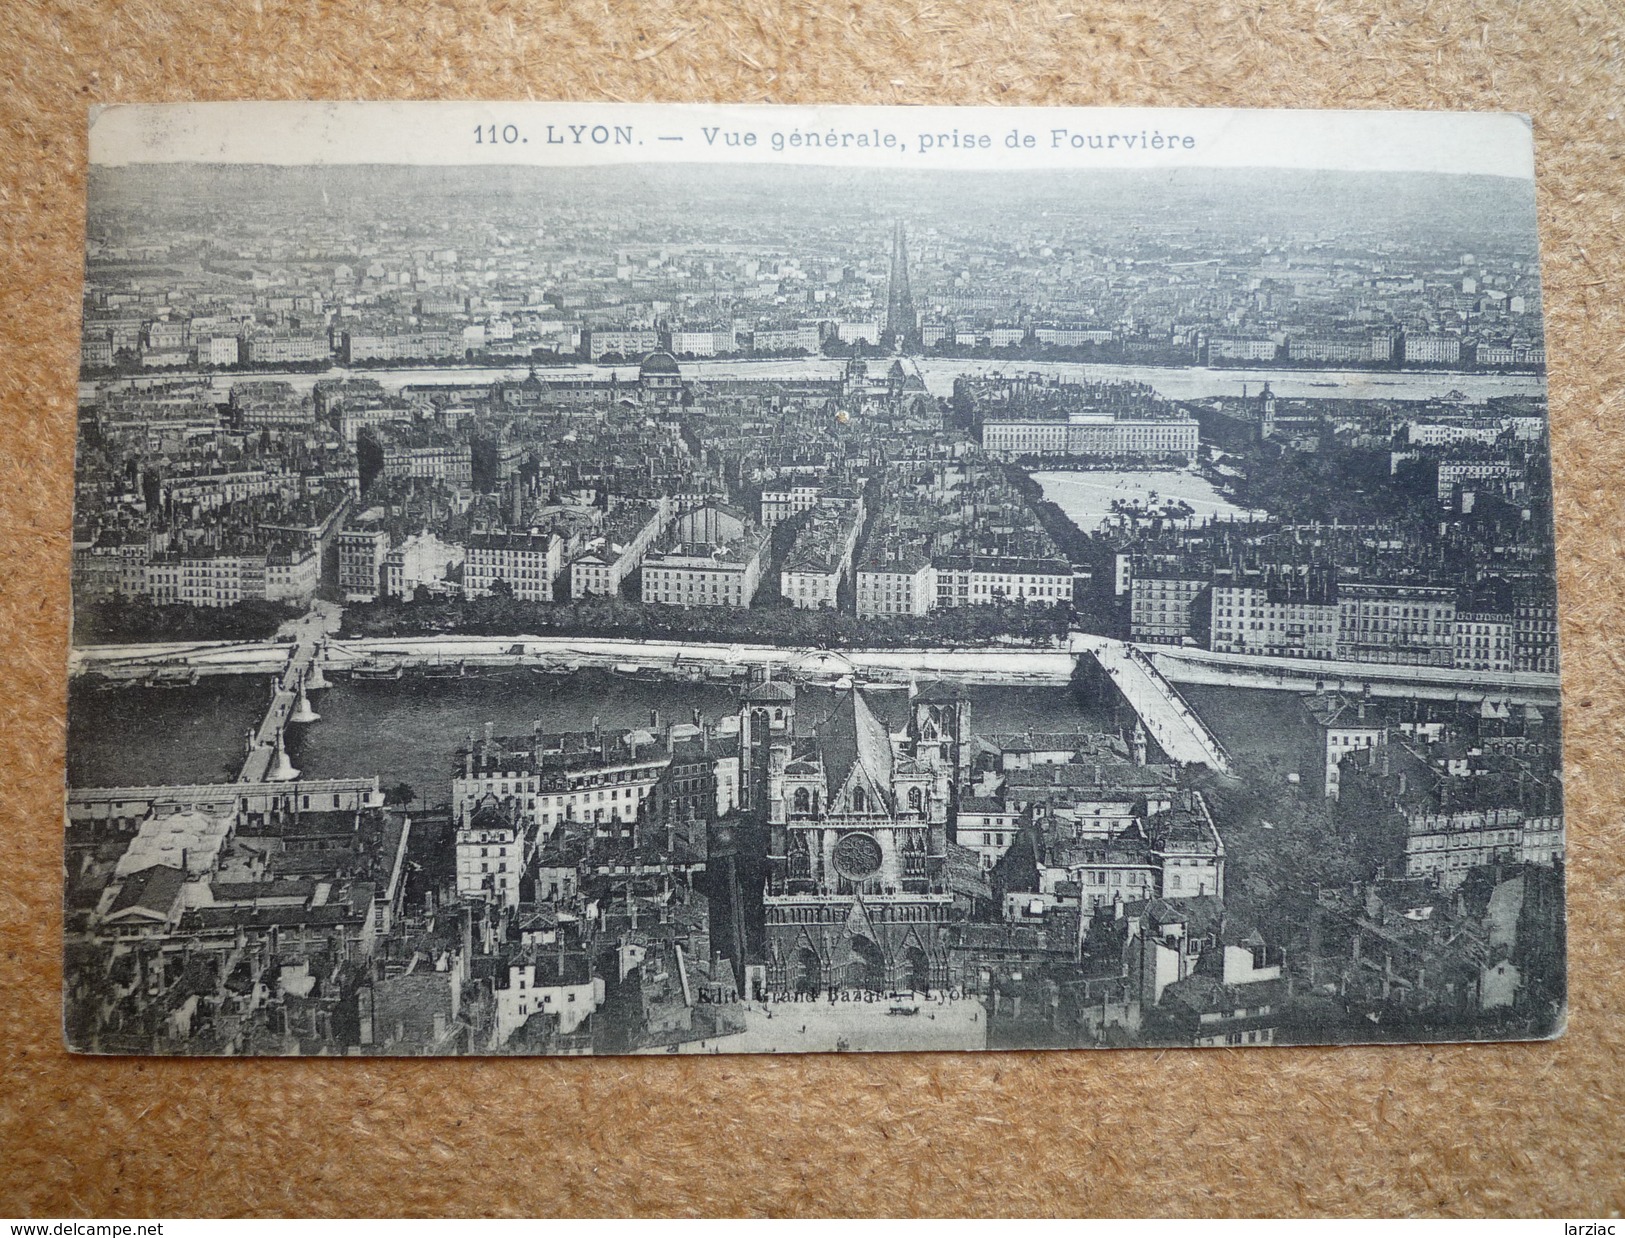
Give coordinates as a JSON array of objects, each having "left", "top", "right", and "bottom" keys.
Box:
[
  {"left": 267, "top": 728, "right": 299, "bottom": 782},
  {"left": 288, "top": 679, "right": 321, "bottom": 724}
]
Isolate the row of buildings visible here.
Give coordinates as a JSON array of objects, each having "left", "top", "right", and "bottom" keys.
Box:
[
  {"left": 960, "top": 375, "right": 1201, "bottom": 462},
  {"left": 83, "top": 310, "right": 1545, "bottom": 376},
  {"left": 85, "top": 303, "right": 968, "bottom": 373},
  {"left": 1123, "top": 561, "right": 1557, "bottom": 674},
  {"left": 322, "top": 356, "right": 1092, "bottom": 619},
  {"left": 65, "top": 770, "right": 726, "bottom": 1054},
  {"left": 1105, "top": 384, "right": 1557, "bottom": 673},
  {"left": 1203, "top": 328, "right": 1545, "bottom": 368}
]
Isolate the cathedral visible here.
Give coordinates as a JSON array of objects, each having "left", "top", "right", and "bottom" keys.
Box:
[
  {"left": 883, "top": 219, "right": 919, "bottom": 351},
  {"left": 741, "top": 678, "right": 971, "bottom": 996}
]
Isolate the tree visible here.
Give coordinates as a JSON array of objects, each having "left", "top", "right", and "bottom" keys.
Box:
[{"left": 386, "top": 783, "right": 417, "bottom": 807}]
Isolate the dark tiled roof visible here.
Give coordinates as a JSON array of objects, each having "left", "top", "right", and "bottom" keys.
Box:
[
  {"left": 862, "top": 689, "right": 912, "bottom": 736},
  {"left": 267, "top": 852, "right": 365, "bottom": 878},
  {"left": 497, "top": 948, "right": 593, "bottom": 989},
  {"left": 1005, "top": 761, "right": 1178, "bottom": 792},
  {"left": 741, "top": 679, "right": 796, "bottom": 703},
  {"left": 106, "top": 864, "right": 185, "bottom": 919},
  {"left": 1302, "top": 692, "right": 1396, "bottom": 731},
  {"left": 959, "top": 795, "right": 1009, "bottom": 814},
  {"left": 210, "top": 879, "right": 319, "bottom": 902},
  {"left": 914, "top": 678, "right": 967, "bottom": 703},
  {"left": 1134, "top": 893, "right": 1225, "bottom": 936},
  {"left": 983, "top": 731, "right": 1127, "bottom": 758},
  {"left": 948, "top": 922, "right": 1060, "bottom": 953},
  {"left": 944, "top": 842, "right": 992, "bottom": 900},
  {"left": 1049, "top": 838, "right": 1153, "bottom": 868},
  {"left": 816, "top": 688, "right": 894, "bottom": 804},
  {"left": 1162, "top": 974, "right": 1286, "bottom": 1016}
]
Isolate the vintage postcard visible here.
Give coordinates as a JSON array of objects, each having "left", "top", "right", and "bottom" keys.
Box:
[{"left": 65, "top": 102, "right": 1564, "bottom": 1055}]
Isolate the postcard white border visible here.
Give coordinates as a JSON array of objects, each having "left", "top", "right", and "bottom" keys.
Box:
[{"left": 89, "top": 102, "right": 1534, "bottom": 179}]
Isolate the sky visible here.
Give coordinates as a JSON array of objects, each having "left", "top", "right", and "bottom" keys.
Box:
[{"left": 88, "top": 102, "right": 1537, "bottom": 180}]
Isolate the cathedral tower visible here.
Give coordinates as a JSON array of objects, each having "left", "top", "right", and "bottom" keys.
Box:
[
  {"left": 737, "top": 678, "right": 796, "bottom": 814},
  {"left": 884, "top": 220, "right": 919, "bottom": 352},
  {"left": 910, "top": 678, "right": 971, "bottom": 778}
]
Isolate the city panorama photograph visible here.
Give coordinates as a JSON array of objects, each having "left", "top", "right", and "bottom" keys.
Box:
[{"left": 64, "top": 105, "right": 1565, "bottom": 1056}]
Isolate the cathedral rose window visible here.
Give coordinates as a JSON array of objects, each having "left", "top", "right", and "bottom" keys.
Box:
[{"left": 832, "top": 832, "right": 884, "bottom": 881}]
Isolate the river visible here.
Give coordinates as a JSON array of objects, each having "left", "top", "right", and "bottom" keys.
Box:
[
  {"left": 81, "top": 356, "right": 1546, "bottom": 406},
  {"left": 67, "top": 668, "right": 1150, "bottom": 800}
]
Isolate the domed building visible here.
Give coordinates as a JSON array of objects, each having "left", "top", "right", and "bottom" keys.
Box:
[{"left": 637, "top": 350, "right": 685, "bottom": 406}]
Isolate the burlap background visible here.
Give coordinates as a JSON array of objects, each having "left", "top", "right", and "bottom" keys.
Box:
[{"left": 3, "top": 0, "right": 1623, "bottom": 1217}]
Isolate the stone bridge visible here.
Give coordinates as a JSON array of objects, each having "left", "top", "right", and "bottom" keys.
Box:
[{"left": 1068, "top": 634, "right": 1234, "bottom": 774}]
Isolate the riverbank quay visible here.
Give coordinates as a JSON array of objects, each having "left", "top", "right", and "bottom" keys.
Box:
[
  {"left": 71, "top": 633, "right": 1079, "bottom": 687},
  {"left": 70, "top": 629, "right": 1561, "bottom": 704},
  {"left": 80, "top": 354, "right": 1545, "bottom": 405},
  {"left": 1140, "top": 640, "right": 1562, "bottom": 706}
]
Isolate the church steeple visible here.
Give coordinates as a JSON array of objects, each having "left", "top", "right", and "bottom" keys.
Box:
[{"left": 884, "top": 220, "right": 919, "bottom": 352}]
